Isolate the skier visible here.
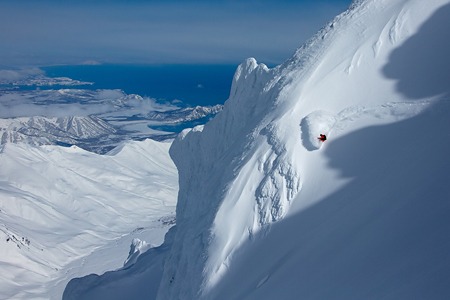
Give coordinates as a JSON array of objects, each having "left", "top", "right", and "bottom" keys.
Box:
[{"left": 318, "top": 134, "right": 327, "bottom": 142}]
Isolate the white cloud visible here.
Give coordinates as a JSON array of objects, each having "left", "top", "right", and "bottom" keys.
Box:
[
  {"left": 0, "top": 92, "right": 115, "bottom": 118},
  {"left": 0, "top": 86, "right": 178, "bottom": 119}
]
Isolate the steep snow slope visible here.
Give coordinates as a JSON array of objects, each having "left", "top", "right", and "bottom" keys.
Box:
[
  {"left": 0, "top": 139, "right": 178, "bottom": 299},
  {"left": 162, "top": 0, "right": 450, "bottom": 298},
  {"left": 64, "top": 0, "right": 450, "bottom": 299}
]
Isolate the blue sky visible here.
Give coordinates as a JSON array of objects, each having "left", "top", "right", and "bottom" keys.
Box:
[{"left": 0, "top": 0, "right": 351, "bottom": 67}]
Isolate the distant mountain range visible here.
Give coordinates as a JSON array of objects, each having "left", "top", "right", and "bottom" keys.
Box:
[
  {"left": 0, "top": 91, "right": 223, "bottom": 153},
  {"left": 0, "top": 116, "right": 119, "bottom": 153},
  {"left": 147, "top": 105, "right": 223, "bottom": 123}
]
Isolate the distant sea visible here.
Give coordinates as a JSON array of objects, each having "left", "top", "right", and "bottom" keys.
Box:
[{"left": 42, "top": 64, "right": 238, "bottom": 107}]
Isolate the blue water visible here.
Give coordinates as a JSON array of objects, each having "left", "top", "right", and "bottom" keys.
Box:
[{"left": 42, "top": 64, "right": 238, "bottom": 107}]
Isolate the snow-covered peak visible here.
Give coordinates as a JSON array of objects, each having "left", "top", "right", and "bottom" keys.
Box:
[
  {"left": 63, "top": 0, "right": 450, "bottom": 299},
  {"left": 160, "top": 0, "right": 450, "bottom": 298}
]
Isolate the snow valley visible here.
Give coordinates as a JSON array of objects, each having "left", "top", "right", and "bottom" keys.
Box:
[
  {"left": 0, "top": 139, "right": 178, "bottom": 299},
  {"left": 3, "top": 0, "right": 450, "bottom": 299},
  {"left": 0, "top": 67, "right": 225, "bottom": 298}
]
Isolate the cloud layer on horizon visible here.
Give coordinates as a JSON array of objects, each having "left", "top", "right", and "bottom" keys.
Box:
[{"left": 0, "top": 88, "right": 175, "bottom": 118}]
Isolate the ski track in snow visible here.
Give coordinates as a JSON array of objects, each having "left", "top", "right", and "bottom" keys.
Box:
[{"left": 300, "top": 99, "right": 435, "bottom": 152}]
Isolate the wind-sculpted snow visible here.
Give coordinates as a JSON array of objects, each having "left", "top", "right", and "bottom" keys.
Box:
[
  {"left": 62, "top": 0, "right": 450, "bottom": 299},
  {"left": 160, "top": 0, "right": 450, "bottom": 299},
  {"left": 158, "top": 56, "right": 305, "bottom": 298}
]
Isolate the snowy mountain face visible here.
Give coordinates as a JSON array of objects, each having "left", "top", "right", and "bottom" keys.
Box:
[
  {"left": 0, "top": 139, "right": 178, "bottom": 299},
  {"left": 65, "top": 0, "right": 450, "bottom": 299},
  {"left": 160, "top": 1, "right": 450, "bottom": 298}
]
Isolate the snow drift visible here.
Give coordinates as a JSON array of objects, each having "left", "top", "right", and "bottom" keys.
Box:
[{"left": 65, "top": 0, "right": 450, "bottom": 299}]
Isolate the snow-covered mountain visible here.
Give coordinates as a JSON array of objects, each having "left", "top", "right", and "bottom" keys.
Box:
[
  {"left": 0, "top": 116, "right": 120, "bottom": 152},
  {"left": 64, "top": 0, "right": 450, "bottom": 299},
  {"left": 0, "top": 88, "right": 223, "bottom": 152},
  {"left": 0, "top": 139, "right": 178, "bottom": 299},
  {"left": 147, "top": 105, "right": 223, "bottom": 123}
]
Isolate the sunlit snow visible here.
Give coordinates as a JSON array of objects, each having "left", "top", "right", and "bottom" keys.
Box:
[
  {"left": 2, "top": 0, "right": 450, "bottom": 299},
  {"left": 65, "top": 0, "right": 450, "bottom": 299},
  {"left": 0, "top": 139, "right": 177, "bottom": 299}
]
